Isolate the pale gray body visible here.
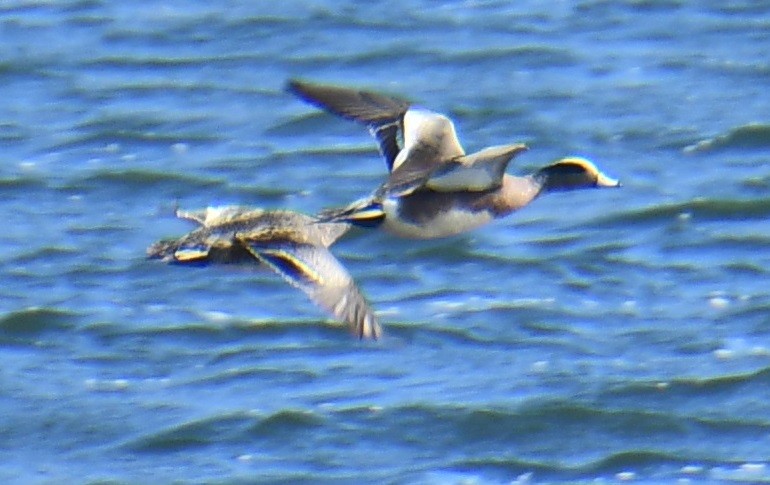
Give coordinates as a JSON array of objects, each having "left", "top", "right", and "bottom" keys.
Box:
[{"left": 288, "top": 79, "right": 620, "bottom": 240}]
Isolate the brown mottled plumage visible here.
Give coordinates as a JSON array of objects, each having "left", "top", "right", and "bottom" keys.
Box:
[{"left": 148, "top": 206, "right": 381, "bottom": 339}]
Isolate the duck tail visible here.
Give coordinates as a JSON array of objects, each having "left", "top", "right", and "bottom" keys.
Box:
[{"left": 316, "top": 198, "right": 385, "bottom": 228}]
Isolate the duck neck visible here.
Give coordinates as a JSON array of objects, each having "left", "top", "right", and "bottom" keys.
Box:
[
  {"left": 531, "top": 170, "right": 556, "bottom": 193},
  {"left": 495, "top": 174, "right": 543, "bottom": 216}
]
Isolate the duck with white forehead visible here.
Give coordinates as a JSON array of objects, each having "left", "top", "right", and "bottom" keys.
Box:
[{"left": 288, "top": 79, "right": 621, "bottom": 240}]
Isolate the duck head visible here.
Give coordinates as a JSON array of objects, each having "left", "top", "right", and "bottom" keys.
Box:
[{"left": 535, "top": 157, "right": 621, "bottom": 192}]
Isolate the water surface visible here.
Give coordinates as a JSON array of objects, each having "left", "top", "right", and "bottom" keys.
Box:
[{"left": 2, "top": 1, "right": 770, "bottom": 483}]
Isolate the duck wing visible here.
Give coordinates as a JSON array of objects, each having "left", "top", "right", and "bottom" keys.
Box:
[
  {"left": 287, "top": 79, "right": 410, "bottom": 171},
  {"left": 423, "top": 143, "right": 529, "bottom": 192},
  {"left": 239, "top": 236, "right": 382, "bottom": 340},
  {"left": 382, "top": 142, "right": 527, "bottom": 198},
  {"left": 378, "top": 108, "right": 468, "bottom": 196}
]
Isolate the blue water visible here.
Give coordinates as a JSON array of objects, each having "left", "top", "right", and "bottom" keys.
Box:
[{"left": 2, "top": 1, "right": 770, "bottom": 483}]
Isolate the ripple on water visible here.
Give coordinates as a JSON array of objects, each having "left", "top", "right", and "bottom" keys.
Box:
[
  {"left": 0, "top": 175, "right": 46, "bottom": 192},
  {"left": 125, "top": 411, "right": 258, "bottom": 452},
  {"left": 594, "top": 197, "right": 770, "bottom": 227},
  {"left": 69, "top": 168, "right": 225, "bottom": 193},
  {"left": 600, "top": 366, "right": 770, "bottom": 416},
  {"left": 123, "top": 400, "right": 770, "bottom": 482},
  {"left": 0, "top": 307, "right": 79, "bottom": 344},
  {"left": 3, "top": 1, "right": 770, "bottom": 483},
  {"left": 684, "top": 123, "right": 770, "bottom": 154}
]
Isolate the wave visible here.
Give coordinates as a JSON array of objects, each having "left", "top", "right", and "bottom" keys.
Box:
[
  {"left": 125, "top": 408, "right": 329, "bottom": 453},
  {"left": 42, "top": 111, "right": 224, "bottom": 155},
  {"left": 684, "top": 123, "right": 770, "bottom": 153},
  {"left": 607, "top": 365, "right": 770, "bottom": 399},
  {"left": 0, "top": 307, "right": 79, "bottom": 343},
  {"left": 0, "top": 175, "right": 46, "bottom": 192},
  {"left": 0, "top": 57, "right": 62, "bottom": 81},
  {"left": 72, "top": 169, "right": 224, "bottom": 191},
  {"left": 247, "top": 409, "right": 326, "bottom": 436},
  {"left": 51, "top": 127, "right": 221, "bottom": 152},
  {"left": 434, "top": 45, "right": 578, "bottom": 68},
  {"left": 187, "top": 366, "right": 320, "bottom": 388},
  {"left": 594, "top": 197, "right": 770, "bottom": 227},
  {"left": 324, "top": 399, "right": 758, "bottom": 444},
  {"left": 82, "top": 54, "right": 255, "bottom": 70},
  {"left": 289, "top": 44, "right": 578, "bottom": 70},
  {"left": 83, "top": 317, "right": 366, "bottom": 347},
  {"left": 125, "top": 411, "right": 257, "bottom": 452},
  {"left": 0, "top": 121, "right": 29, "bottom": 143},
  {"left": 55, "top": 169, "right": 273, "bottom": 201},
  {"left": 362, "top": 401, "right": 770, "bottom": 481},
  {"left": 449, "top": 450, "right": 697, "bottom": 482},
  {"left": 119, "top": 394, "right": 770, "bottom": 480},
  {"left": 12, "top": 245, "right": 80, "bottom": 264}
]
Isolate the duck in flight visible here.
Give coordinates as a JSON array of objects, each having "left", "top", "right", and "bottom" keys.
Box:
[
  {"left": 147, "top": 205, "right": 381, "bottom": 339},
  {"left": 287, "top": 79, "right": 621, "bottom": 239}
]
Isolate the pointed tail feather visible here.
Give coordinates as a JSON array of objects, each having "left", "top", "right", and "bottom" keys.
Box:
[{"left": 316, "top": 199, "right": 386, "bottom": 228}]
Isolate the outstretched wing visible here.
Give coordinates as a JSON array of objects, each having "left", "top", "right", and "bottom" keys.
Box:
[
  {"left": 372, "top": 107, "right": 467, "bottom": 197},
  {"left": 288, "top": 80, "right": 523, "bottom": 196},
  {"left": 239, "top": 237, "right": 382, "bottom": 340},
  {"left": 287, "top": 79, "right": 411, "bottom": 171}
]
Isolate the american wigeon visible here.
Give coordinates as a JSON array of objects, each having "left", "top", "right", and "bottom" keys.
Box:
[
  {"left": 288, "top": 79, "right": 621, "bottom": 239},
  {"left": 147, "top": 206, "right": 381, "bottom": 339}
]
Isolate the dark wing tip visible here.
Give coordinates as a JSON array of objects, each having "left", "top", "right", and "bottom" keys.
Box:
[
  {"left": 285, "top": 78, "right": 345, "bottom": 109},
  {"left": 336, "top": 282, "right": 382, "bottom": 341},
  {"left": 285, "top": 78, "right": 411, "bottom": 119},
  {"left": 242, "top": 240, "right": 383, "bottom": 341},
  {"left": 286, "top": 78, "right": 410, "bottom": 172},
  {"left": 356, "top": 310, "right": 382, "bottom": 340},
  {"left": 285, "top": 78, "right": 311, "bottom": 98}
]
